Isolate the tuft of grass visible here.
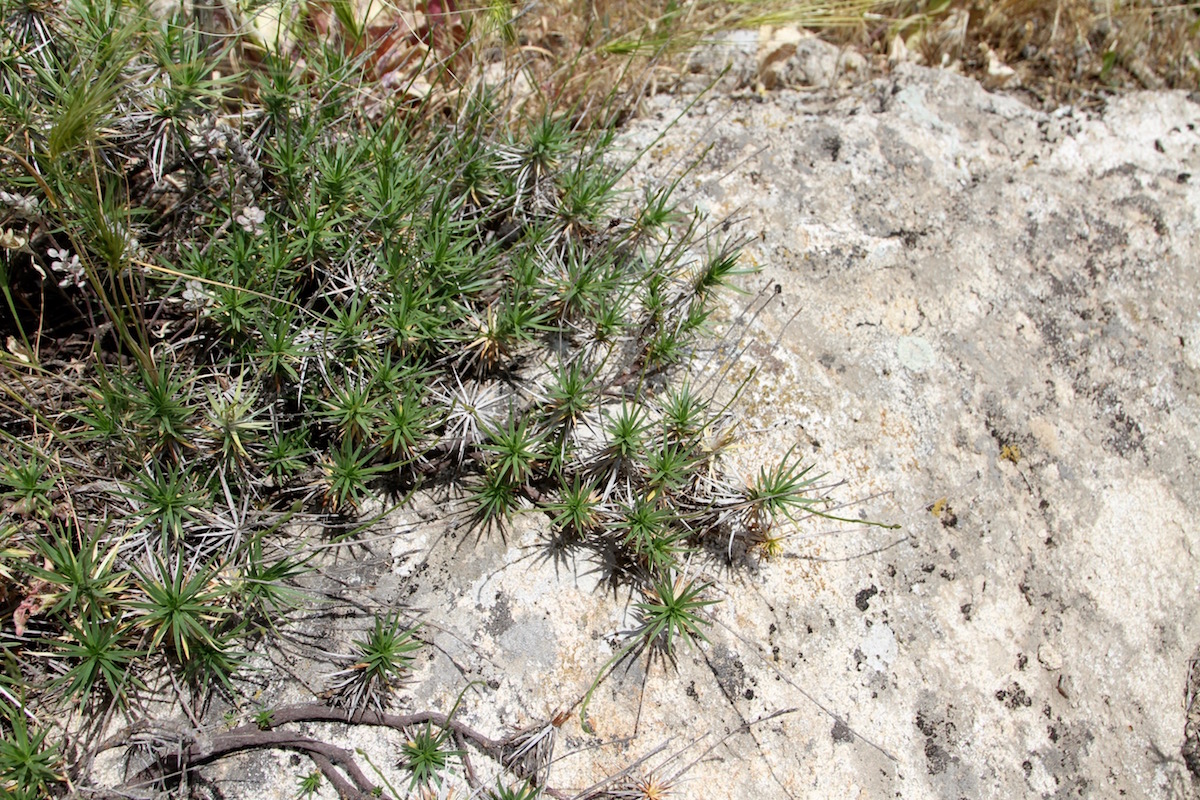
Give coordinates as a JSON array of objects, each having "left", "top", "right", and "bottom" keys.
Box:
[
  {"left": 469, "top": 468, "right": 524, "bottom": 532},
  {"left": 545, "top": 475, "right": 600, "bottom": 538},
  {"left": 128, "top": 360, "right": 197, "bottom": 460},
  {"left": 316, "top": 379, "right": 379, "bottom": 447},
  {"left": 234, "top": 532, "right": 312, "bottom": 632},
  {"left": 0, "top": 698, "right": 62, "bottom": 800},
  {"left": 490, "top": 777, "right": 542, "bottom": 799},
  {"left": 204, "top": 372, "right": 270, "bottom": 468},
  {"left": 399, "top": 721, "right": 465, "bottom": 790},
  {"left": 614, "top": 496, "right": 679, "bottom": 575},
  {"left": 0, "top": 453, "right": 56, "bottom": 518},
  {"left": 322, "top": 440, "right": 391, "bottom": 513},
  {"left": 481, "top": 413, "right": 547, "bottom": 485},
  {"left": 296, "top": 769, "right": 322, "bottom": 798},
  {"left": 634, "top": 572, "right": 717, "bottom": 659},
  {"left": 580, "top": 571, "right": 717, "bottom": 732},
  {"left": 51, "top": 619, "right": 144, "bottom": 707},
  {"left": 743, "top": 445, "right": 826, "bottom": 527},
  {"left": 121, "top": 465, "right": 208, "bottom": 548},
  {"left": 328, "top": 614, "right": 422, "bottom": 714},
  {"left": 379, "top": 388, "right": 434, "bottom": 464},
  {"left": 643, "top": 438, "right": 697, "bottom": 496},
  {"left": 129, "top": 555, "right": 234, "bottom": 666},
  {"left": 29, "top": 523, "right": 127, "bottom": 621},
  {"left": 595, "top": 402, "right": 651, "bottom": 477}
]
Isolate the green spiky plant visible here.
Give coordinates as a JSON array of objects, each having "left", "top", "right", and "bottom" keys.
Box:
[
  {"left": 129, "top": 554, "right": 235, "bottom": 666},
  {"left": 0, "top": 696, "right": 62, "bottom": 800},
  {"left": 328, "top": 614, "right": 422, "bottom": 714},
  {"left": 232, "top": 524, "right": 313, "bottom": 634},
  {"left": 296, "top": 769, "right": 322, "bottom": 799},
  {"left": 545, "top": 474, "right": 601, "bottom": 538},
  {"left": 490, "top": 777, "right": 542, "bottom": 800},
  {"left": 121, "top": 464, "right": 208, "bottom": 548},
  {"left": 579, "top": 572, "right": 717, "bottom": 733},
  {"left": 399, "top": 721, "right": 467, "bottom": 791},
  {"left": 0, "top": 453, "right": 56, "bottom": 518},
  {"left": 51, "top": 618, "right": 144, "bottom": 707},
  {"left": 0, "top": 0, "right": 898, "bottom": 795},
  {"left": 29, "top": 522, "right": 127, "bottom": 621}
]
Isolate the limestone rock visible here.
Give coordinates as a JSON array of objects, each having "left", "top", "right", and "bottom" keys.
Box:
[
  {"left": 174, "top": 59, "right": 1200, "bottom": 800},
  {"left": 613, "top": 64, "right": 1200, "bottom": 798}
]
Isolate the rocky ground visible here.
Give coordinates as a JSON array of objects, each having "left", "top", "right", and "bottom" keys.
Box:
[{"left": 165, "top": 35, "right": 1200, "bottom": 800}]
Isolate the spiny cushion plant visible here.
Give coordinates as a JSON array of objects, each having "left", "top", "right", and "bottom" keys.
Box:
[{"left": 0, "top": 0, "right": 886, "bottom": 796}]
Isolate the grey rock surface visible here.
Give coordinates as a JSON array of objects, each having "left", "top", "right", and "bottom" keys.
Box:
[
  {"left": 600, "top": 61, "right": 1200, "bottom": 798},
  {"left": 173, "top": 53, "right": 1200, "bottom": 800}
]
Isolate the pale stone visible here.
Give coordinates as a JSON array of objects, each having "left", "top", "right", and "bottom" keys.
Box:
[{"left": 1038, "top": 643, "right": 1064, "bottom": 671}]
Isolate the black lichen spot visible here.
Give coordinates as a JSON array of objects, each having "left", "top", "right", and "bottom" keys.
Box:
[
  {"left": 925, "top": 741, "right": 951, "bottom": 775},
  {"left": 1107, "top": 408, "right": 1145, "bottom": 456},
  {"left": 914, "top": 708, "right": 959, "bottom": 777},
  {"left": 996, "top": 682, "right": 1033, "bottom": 709},
  {"left": 832, "top": 718, "right": 854, "bottom": 744},
  {"left": 855, "top": 584, "right": 878, "bottom": 612},
  {"left": 822, "top": 133, "right": 842, "bottom": 161}
]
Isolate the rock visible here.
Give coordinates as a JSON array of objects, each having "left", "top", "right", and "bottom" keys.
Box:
[
  {"left": 764, "top": 31, "right": 868, "bottom": 90},
  {"left": 609, "top": 64, "right": 1200, "bottom": 798},
  {"left": 1037, "top": 643, "right": 1063, "bottom": 671},
  {"left": 680, "top": 29, "right": 759, "bottom": 94},
  {"left": 682, "top": 28, "right": 872, "bottom": 94},
  {"left": 981, "top": 43, "right": 1018, "bottom": 90},
  {"left": 888, "top": 33, "right": 911, "bottom": 68},
  {"left": 174, "top": 58, "right": 1200, "bottom": 800}
]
